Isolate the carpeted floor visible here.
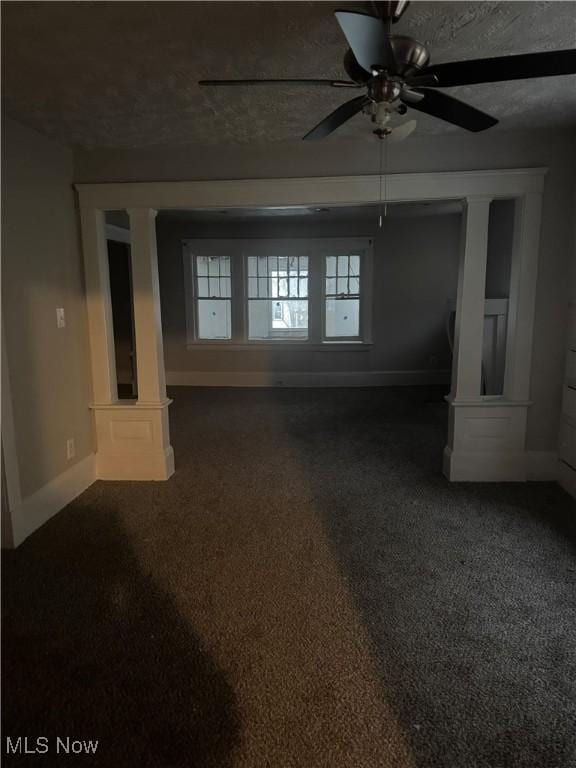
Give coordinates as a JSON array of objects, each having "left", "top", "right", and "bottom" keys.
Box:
[{"left": 2, "top": 386, "right": 576, "bottom": 768}]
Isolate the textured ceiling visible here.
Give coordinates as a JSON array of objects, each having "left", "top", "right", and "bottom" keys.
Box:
[{"left": 2, "top": 1, "right": 576, "bottom": 149}]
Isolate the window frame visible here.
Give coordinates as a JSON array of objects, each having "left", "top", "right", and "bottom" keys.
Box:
[{"left": 182, "top": 237, "right": 373, "bottom": 350}]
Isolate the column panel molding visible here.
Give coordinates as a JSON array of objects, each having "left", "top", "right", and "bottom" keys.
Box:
[
  {"left": 127, "top": 207, "right": 168, "bottom": 405},
  {"left": 79, "top": 207, "right": 118, "bottom": 404},
  {"left": 450, "top": 196, "right": 492, "bottom": 401},
  {"left": 503, "top": 192, "right": 544, "bottom": 401}
]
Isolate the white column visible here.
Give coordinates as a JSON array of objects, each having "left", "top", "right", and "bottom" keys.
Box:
[
  {"left": 503, "top": 193, "right": 543, "bottom": 401},
  {"left": 127, "top": 208, "right": 168, "bottom": 405},
  {"left": 444, "top": 192, "right": 546, "bottom": 483},
  {"left": 450, "top": 196, "right": 492, "bottom": 400},
  {"left": 79, "top": 206, "right": 174, "bottom": 481},
  {"left": 79, "top": 207, "right": 118, "bottom": 404}
]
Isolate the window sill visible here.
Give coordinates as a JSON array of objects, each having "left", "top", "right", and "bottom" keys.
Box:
[{"left": 185, "top": 342, "right": 373, "bottom": 352}]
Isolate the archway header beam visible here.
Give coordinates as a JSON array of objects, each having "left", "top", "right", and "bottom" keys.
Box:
[{"left": 75, "top": 168, "right": 546, "bottom": 211}]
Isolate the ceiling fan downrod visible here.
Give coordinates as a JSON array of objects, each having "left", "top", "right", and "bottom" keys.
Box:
[{"left": 370, "top": 1, "right": 411, "bottom": 23}]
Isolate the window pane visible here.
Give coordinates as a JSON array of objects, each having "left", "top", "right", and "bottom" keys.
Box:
[
  {"left": 220, "top": 277, "right": 231, "bottom": 298},
  {"left": 196, "top": 256, "right": 209, "bottom": 276},
  {"left": 195, "top": 255, "right": 230, "bottom": 300},
  {"left": 248, "top": 299, "right": 308, "bottom": 340},
  {"left": 325, "top": 253, "right": 361, "bottom": 300},
  {"left": 299, "top": 277, "right": 308, "bottom": 297},
  {"left": 338, "top": 255, "right": 349, "bottom": 275},
  {"left": 197, "top": 299, "right": 231, "bottom": 339},
  {"left": 207, "top": 277, "right": 220, "bottom": 298},
  {"left": 325, "top": 298, "right": 360, "bottom": 338},
  {"left": 208, "top": 258, "right": 221, "bottom": 277}
]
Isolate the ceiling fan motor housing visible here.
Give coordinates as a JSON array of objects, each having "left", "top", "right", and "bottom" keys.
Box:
[
  {"left": 344, "top": 35, "right": 430, "bottom": 89},
  {"left": 369, "top": 79, "right": 402, "bottom": 103}
]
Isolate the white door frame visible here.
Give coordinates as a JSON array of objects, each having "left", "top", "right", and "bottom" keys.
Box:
[{"left": 75, "top": 167, "right": 546, "bottom": 482}]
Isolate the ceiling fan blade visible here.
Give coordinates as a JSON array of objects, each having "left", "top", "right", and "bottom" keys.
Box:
[
  {"left": 199, "top": 78, "right": 360, "bottom": 88},
  {"left": 419, "top": 49, "right": 576, "bottom": 87},
  {"left": 303, "top": 95, "right": 369, "bottom": 140},
  {"left": 335, "top": 10, "right": 396, "bottom": 73},
  {"left": 404, "top": 73, "right": 439, "bottom": 87},
  {"left": 401, "top": 88, "right": 498, "bottom": 132}
]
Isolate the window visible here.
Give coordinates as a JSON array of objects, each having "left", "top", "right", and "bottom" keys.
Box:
[
  {"left": 247, "top": 255, "right": 308, "bottom": 340},
  {"left": 183, "top": 239, "right": 372, "bottom": 347},
  {"left": 194, "top": 255, "right": 231, "bottom": 339},
  {"left": 325, "top": 254, "right": 361, "bottom": 339}
]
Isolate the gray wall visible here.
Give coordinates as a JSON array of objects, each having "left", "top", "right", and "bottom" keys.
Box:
[
  {"left": 2, "top": 118, "right": 93, "bottom": 498},
  {"left": 156, "top": 213, "right": 462, "bottom": 378},
  {"left": 75, "top": 127, "right": 576, "bottom": 451}
]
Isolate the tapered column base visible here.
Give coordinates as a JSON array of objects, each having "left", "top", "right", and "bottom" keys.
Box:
[
  {"left": 91, "top": 400, "right": 174, "bottom": 481},
  {"left": 443, "top": 398, "right": 529, "bottom": 482}
]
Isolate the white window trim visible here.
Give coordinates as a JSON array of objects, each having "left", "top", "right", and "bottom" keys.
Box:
[{"left": 182, "top": 237, "right": 374, "bottom": 350}]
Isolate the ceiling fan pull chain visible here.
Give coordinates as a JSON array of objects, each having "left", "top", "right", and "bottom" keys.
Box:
[
  {"left": 384, "top": 132, "right": 389, "bottom": 220},
  {"left": 378, "top": 132, "right": 389, "bottom": 228},
  {"left": 378, "top": 136, "right": 383, "bottom": 228}
]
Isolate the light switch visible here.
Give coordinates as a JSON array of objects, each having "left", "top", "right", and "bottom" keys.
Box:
[{"left": 56, "top": 308, "right": 66, "bottom": 328}]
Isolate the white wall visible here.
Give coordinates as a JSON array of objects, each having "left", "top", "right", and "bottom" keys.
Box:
[
  {"left": 2, "top": 119, "right": 93, "bottom": 501},
  {"left": 156, "top": 213, "right": 462, "bottom": 381},
  {"left": 74, "top": 127, "right": 576, "bottom": 451}
]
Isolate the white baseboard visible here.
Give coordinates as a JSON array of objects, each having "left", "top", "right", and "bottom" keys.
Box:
[
  {"left": 526, "top": 451, "right": 559, "bottom": 481},
  {"left": 443, "top": 447, "right": 559, "bottom": 483},
  {"left": 165, "top": 369, "right": 451, "bottom": 388},
  {"left": 10, "top": 454, "right": 96, "bottom": 547},
  {"left": 96, "top": 446, "right": 174, "bottom": 481},
  {"left": 443, "top": 446, "right": 527, "bottom": 482}
]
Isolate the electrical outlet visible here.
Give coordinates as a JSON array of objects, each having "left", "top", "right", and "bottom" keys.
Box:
[
  {"left": 66, "top": 438, "right": 75, "bottom": 460},
  {"left": 56, "top": 308, "right": 66, "bottom": 328}
]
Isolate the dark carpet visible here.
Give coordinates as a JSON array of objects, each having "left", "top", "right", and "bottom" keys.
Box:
[{"left": 2, "top": 386, "right": 576, "bottom": 768}]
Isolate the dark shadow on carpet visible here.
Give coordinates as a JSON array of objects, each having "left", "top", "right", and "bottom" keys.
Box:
[{"left": 2, "top": 509, "right": 240, "bottom": 768}]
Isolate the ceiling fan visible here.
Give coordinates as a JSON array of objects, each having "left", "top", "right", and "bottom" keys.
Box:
[{"left": 199, "top": 0, "right": 576, "bottom": 140}]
